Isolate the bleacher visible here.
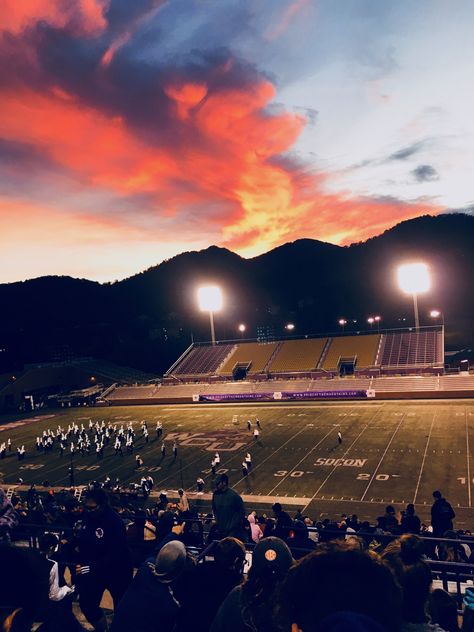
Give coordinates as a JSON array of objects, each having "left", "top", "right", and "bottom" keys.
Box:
[
  {"left": 268, "top": 338, "right": 328, "bottom": 373},
  {"left": 171, "top": 344, "right": 235, "bottom": 376},
  {"left": 106, "top": 384, "right": 160, "bottom": 400},
  {"left": 217, "top": 342, "right": 279, "bottom": 376},
  {"left": 379, "top": 329, "right": 443, "bottom": 368},
  {"left": 321, "top": 334, "right": 381, "bottom": 371}
]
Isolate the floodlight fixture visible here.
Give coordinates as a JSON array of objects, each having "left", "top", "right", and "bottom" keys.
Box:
[
  {"left": 197, "top": 285, "right": 222, "bottom": 345},
  {"left": 430, "top": 310, "right": 441, "bottom": 319},
  {"left": 397, "top": 262, "right": 431, "bottom": 330},
  {"left": 285, "top": 323, "right": 295, "bottom": 332},
  {"left": 338, "top": 318, "right": 347, "bottom": 333},
  {"left": 238, "top": 323, "right": 246, "bottom": 338}
]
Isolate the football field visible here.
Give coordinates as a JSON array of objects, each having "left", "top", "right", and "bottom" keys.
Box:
[{"left": 1, "top": 400, "right": 474, "bottom": 526}]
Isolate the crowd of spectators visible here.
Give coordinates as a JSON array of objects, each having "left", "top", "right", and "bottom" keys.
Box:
[{"left": 1, "top": 478, "right": 474, "bottom": 632}]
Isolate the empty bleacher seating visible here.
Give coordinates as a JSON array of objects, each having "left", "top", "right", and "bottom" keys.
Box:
[
  {"left": 321, "top": 335, "right": 381, "bottom": 371},
  {"left": 172, "top": 344, "right": 235, "bottom": 376},
  {"left": 217, "top": 342, "right": 279, "bottom": 376},
  {"left": 268, "top": 338, "right": 328, "bottom": 373},
  {"left": 379, "top": 330, "right": 443, "bottom": 367}
]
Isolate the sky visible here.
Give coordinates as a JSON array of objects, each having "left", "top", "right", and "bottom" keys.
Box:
[{"left": 0, "top": 0, "right": 473, "bottom": 283}]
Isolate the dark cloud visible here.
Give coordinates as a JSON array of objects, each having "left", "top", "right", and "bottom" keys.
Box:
[
  {"left": 412, "top": 164, "right": 439, "bottom": 182},
  {"left": 388, "top": 141, "right": 425, "bottom": 161}
]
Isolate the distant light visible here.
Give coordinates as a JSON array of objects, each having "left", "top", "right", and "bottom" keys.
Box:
[
  {"left": 367, "top": 317, "right": 375, "bottom": 324},
  {"left": 374, "top": 316, "right": 381, "bottom": 322},
  {"left": 197, "top": 286, "right": 222, "bottom": 312},
  {"left": 338, "top": 319, "right": 347, "bottom": 326},
  {"left": 430, "top": 310, "right": 441, "bottom": 318},
  {"left": 238, "top": 324, "right": 246, "bottom": 332},
  {"left": 397, "top": 263, "right": 430, "bottom": 295},
  {"left": 90, "top": 376, "right": 96, "bottom": 382},
  {"left": 285, "top": 323, "right": 295, "bottom": 331}
]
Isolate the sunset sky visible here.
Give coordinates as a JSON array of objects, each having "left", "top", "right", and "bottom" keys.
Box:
[{"left": 1, "top": 0, "right": 473, "bottom": 283}]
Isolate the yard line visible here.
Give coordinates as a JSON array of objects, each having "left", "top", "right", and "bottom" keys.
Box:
[
  {"left": 301, "top": 404, "right": 386, "bottom": 513},
  {"left": 231, "top": 422, "right": 319, "bottom": 489},
  {"left": 267, "top": 426, "right": 338, "bottom": 495},
  {"left": 360, "top": 413, "right": 406, "bottom": 502},
  {"left": 466, "top": 408, "right": 471, "bottom": 508},
  {"left": 412, "top": 412, "right": 436, "bottom": 504}
]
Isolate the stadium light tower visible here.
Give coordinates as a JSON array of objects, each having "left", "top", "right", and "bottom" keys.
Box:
[
  {"left": 338, "top": 318, "right": 347, "bottom": 333},
  {"left": 367, "top": 316, "right": 375, "bottom": 329},
  {"left": 285, "top": 323, "right": 295, "bottom": 332},
  {"left": 197, "top": 286, "right": 222, "bottom": 345},
  {"left": 397, "top": 263, "right": 431, "bottom": 331},
  {"left": 238, "top": 323, "right": 246, "bottom": 338}
]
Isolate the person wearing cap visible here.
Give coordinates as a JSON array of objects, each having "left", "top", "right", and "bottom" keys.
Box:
[
  {"left": 211, "top": 537, "right": 293, "bottom": 632},
  {"left": 110, "top": 541, "right": 188, "bottom": 632},
  {"left": 212, "top": 474, "right": 246, "bottom": 541}
]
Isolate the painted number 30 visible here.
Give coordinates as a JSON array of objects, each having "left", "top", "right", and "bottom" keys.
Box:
[{"left": 274, "top": 470, "right": 305, "bottom": 478}]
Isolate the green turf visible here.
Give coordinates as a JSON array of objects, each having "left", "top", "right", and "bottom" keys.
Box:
[{"left": 1, "top": 400, "right": 474, "bottom": 526}]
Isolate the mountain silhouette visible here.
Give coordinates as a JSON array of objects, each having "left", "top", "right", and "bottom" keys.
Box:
[{"left": 0, "top": 213, "right": 472, "bottom": 374}]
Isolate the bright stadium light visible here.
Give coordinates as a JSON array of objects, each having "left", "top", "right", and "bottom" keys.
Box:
[
  {"left": 338, "top": 318, "right": 347, "bottom": 332},
  {"left": 238, "top": 323, "right": 246, "bottom": 338},
  {"left": 397, "top": 263, "right": 431, "bottom": 330},
  {"left": 367, "top": 317, "right": 375, "bottom": 329},
  {"left": 197, "top": 286, "right": 222, "bottom": 345},
  {"left": 285, "top": 323, "right": 295, "bottom": 332}
]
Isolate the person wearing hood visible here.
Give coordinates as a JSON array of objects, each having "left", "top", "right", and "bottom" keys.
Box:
[
  {"left": 0, "top": 487, "right": 19, "bottom": 543},
  {"left": 287, "top": 520, "right": 317, "bottom": 560},
  {"left": 248, "top": 513, "right": 263, "bottom": 544},
  {"left": 111, "top": 541, "right": 189, "bottom": 632}
]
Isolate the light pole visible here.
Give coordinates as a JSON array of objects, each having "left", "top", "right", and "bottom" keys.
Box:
[
  {"left": 238, "top": 323, "right": 246, "bottom": 339},
  {"left": 285, "top": 323, "right": 295, "bottom": 334},
  {"left": 397, "top": 263, "right": 431, "bottom": 330},
  {"left": 338, "top": 318, "right": 347, "bottom": 333},
  {"left": 197, "top": 286, "right": 222, "bottom": 345},
  {"left": 367, "top": 317, "right": 375, "bottom": 330},
  {"left": 374, "top": 315, "right": 381, "bottom": 332}
]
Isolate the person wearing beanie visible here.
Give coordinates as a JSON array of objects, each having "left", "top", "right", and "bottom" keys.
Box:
[
  {"left": 110, "top": 541, "right": 189, "bottom": 632},
  {"left": 211, "top": 537, "right": 294, "bottom": 632},
  {"left": 175, "top": 537, "right": 246, "bottom": 632}
]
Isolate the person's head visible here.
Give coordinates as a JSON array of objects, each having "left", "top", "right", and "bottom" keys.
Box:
[
  {"left": 428, "top": 589, "right": 459, "bottom": 632},
  {"left": 214, "top": 474, "right": 229, "bottom": 492},
  {"left": 83, "top": 488, "right": 108, "bottom": 514},
  {"left": 178, "top": 489, "right": 184, "bottom": 497},
  {"left": 214, "top": 537, "right": 246, "bottom": 574},
  {"left": 406, "top": 504, "right": 415, "bottom": 516},
  {"left": 279, "top": 540, "right": 402, "bottom": 632},
  {"left": 241, "top": 537, "right": 293, "bottom": 628},
  {"left": 433, "top": 490, "right": 442, "bottom": 500},
  {"left": 152, "top": 541, "right": 187, "bottom": 584},
  {"left": 385, "top": 505, "right": 395, "bottom": 516},
  {"left": 382, "top": 534, "right": 431, "bottom": 624},
  {"left": 272, "top": 502, "right": 282, "bottom": 516},
  {"left": 38, "top": 532, "right": 59, "bottom": 556}
]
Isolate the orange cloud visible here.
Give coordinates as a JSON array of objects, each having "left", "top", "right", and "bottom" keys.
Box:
[{"left": 1, "top": 0, "right": 107, "bottom": 35}]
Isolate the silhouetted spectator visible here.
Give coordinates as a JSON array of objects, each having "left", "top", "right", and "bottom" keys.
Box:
[
  {"left": 272, "top": 502, "right": 293, "bottom": 540},
  {"left": 176, "top": 537, "right": 246, "bottom": 632},
  {"left": 401, "top": 504, "right": 421, "bottom": 535},
  {"left": 212, "top": 474, "right": 246, "bottom": 541},
  {"left": 111, "top": 541, "right": 188, "bottom": 632},
  {"left": 279, "top": 540, "right": 402, "bottom": 632},
  {"left": 211, "top": 537, "right": 293, "bottom": 632},
  {"left": 431, "top": 491, "right": 455, "bottom": 537}
]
